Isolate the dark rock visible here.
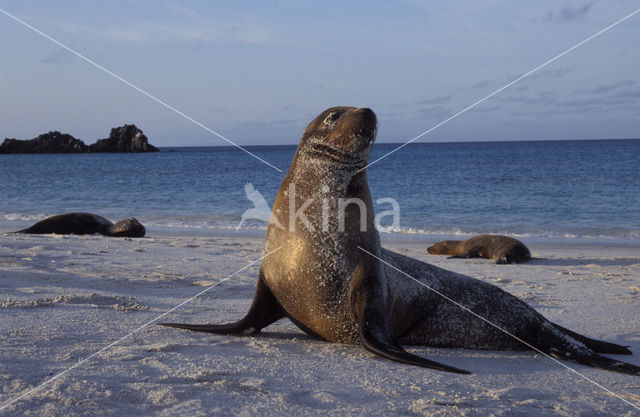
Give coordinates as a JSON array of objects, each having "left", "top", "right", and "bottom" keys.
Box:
[
  {"left": 89, "top": 125, "right": 158, "bottom": 153},
  {"left": 1, "top": 124, "right": 159, "bottom": 154},
  {"left": 0, "top": 131, "right": 89, "bottom": 154}
]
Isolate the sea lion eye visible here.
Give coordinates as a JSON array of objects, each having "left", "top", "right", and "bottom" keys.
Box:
[{"left": 323, "top": 111, "right": 340, "bottom": 125}]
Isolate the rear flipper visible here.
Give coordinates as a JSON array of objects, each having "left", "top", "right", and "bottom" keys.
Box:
[
  {"left": 159, "top": 273, "right": 285, "bottom": 335},
  {"left": 539, "top": 325, "right": 639, "bottom": 376},
  {"left": 548, "top": 349, "right": 640, "bottom": 376},
  {"left": 552, "top": 323, "right": 632, "bottom": 355}
]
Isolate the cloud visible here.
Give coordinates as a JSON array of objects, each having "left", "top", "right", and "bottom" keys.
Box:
[
  {"left": 502, "top": 85, "right": 640, "bottom": 117},
  {"left": 162, "top": 22, "right": 272, "bottom": 44},
  {"left": 574, "top": 80, "right": 635, "bottom": 94},
  {"left": 502, "top": 67, "right": 572, "bottom": 84},
  {"left": 544, "top": 2, "right": 596, "bottom": 23},
  {"left": 613, "top": 89, "right": 640, "bottom": 99},
  {"left": 511, "top": 85, "right": 529, "bottom": 92},
  {"left": 415, "top": 95, "right": 452, "bottom": 105},
  {"left": 41, "top": 16, "right": 273, "bottom": 45},
  {"left": 234, "top": 116, "right": 310, "bottom": 129},
  {"left": 556, "top": 97, "right": 603, "bottom": 108},
  {"left": 528, "top": 67, "right": 573, "bottom": 80},
  {"left": 468, "top": 67, "right": 571, "bottom": 92},
  {"left": 508, "top": 109, "right": 558, "bottom": 118},
  {"left": 470, "top": 80, "right": 490, "bottom": 89},
  {"left": 379, "top": 111, "right": 405, "bottom": 119},
  {"left": 556, "top": 91, "right": 640, "bottom": 113},
  {"left": 503, "top": 91, "right": 557, "bottom": 105},
  {"left": 40, "top": 49, "right": 73, "bottom": 64},
  {"left": 418, "top": 105, "right": 450, "bottom": 118},
  {"left": 469, "top": 104, "right": 502, "bottom": 113}
]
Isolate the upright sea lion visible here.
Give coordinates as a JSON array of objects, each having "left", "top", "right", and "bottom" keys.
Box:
[
  {"left": 427, "top": 235, "right": 531, "bottom": 264},
  {"left": 161, "top": 107, "right": 638, "bottom": 375},
  {"left": 14, "top": 212, "right": 146, "bottom": 237}
]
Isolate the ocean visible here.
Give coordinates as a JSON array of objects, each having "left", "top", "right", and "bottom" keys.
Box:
[{"left": 1, "top": 139, "right": 639, "bottom": 244}]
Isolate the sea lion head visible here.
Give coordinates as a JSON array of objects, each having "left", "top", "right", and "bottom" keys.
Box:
[
  {"left": 267, "top": 107, "right": 377, "bottom": 238},
  {"left": 111, "top": 218, "right": 146, "bottom": 237},
  {"left": 427, "top": 240, "right": 459, "bottom": 255},
  {"left": 298, "top": 106, "right": 377, "bottom": 167}
]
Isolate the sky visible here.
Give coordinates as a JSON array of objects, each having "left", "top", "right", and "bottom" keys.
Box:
[{"left": 1, "top": 1, "right": 639, "bottom": 147}]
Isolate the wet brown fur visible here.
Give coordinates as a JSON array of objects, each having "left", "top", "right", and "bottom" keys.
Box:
[
  {"left": 15, "top": 213, "right": 146, "bottom": 237},
  {"left": 427, "top": 234, "right": 531, "bottom": 264}
]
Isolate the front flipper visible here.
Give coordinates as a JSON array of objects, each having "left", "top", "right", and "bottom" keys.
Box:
[
  {"left": 350, "top": 274, "right": 470, "bottom": 374},
  {"left": 358, "top": 323, "right": 471, "bottom": 374},
  {"left": 495, "top": 255, "right": 510, "bottom": 264},
  {"left": 447, "top": 253, "right": 471, "bottom": 259},
  {"left": 159, "top": 272, "right": 285, "bottom": 335}
]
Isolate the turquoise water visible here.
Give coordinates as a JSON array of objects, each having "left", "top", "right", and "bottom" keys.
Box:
[{"left": 1, "top": 140, "right": 639, "bottom": 243}]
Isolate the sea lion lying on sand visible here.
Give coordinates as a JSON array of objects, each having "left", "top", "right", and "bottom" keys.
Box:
[
  {"left": 161, "top": 107, "right": 638, "bottom": 375},
  {"left": 14, "top": 212, "right": 145, "bottom": 237},
  {"left": 428, "top": 235, "right": 531, "bottom": 264}
]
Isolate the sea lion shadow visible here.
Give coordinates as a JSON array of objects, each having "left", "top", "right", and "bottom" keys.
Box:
[
  {"left": 411, "top": 346, "right": 640, "bottom": 376},
  {"left": 255, "top": 332, "right": 640, "bottom": 374},
  {"left": 253, "top": 332, "right": 531, "bottom": 375},
  {"left": 529, "top": 258, "right": 640, "bottom": 267}
]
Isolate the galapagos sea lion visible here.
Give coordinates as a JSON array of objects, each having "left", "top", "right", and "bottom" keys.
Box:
[
  {"left": 427, "top": 235, "right": 531, "bottom": 264},
  {"left": 14, "top": 212, "right": 146, "bottom": 237},
  {"left": 161, "top": 107, "right": 638, "bottom": 375}
]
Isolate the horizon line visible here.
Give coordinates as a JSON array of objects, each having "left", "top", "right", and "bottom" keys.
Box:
[{"left": 156, "top": 137, "right": 640, "bottom": 148}]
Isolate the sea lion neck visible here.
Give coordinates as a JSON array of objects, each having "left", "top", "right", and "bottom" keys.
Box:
[
  {"left": 297, "top": 135, "right": 371, "bottom": 171},
  {"left": 286, "top": 152, "right": 369, "bottom": 199}
]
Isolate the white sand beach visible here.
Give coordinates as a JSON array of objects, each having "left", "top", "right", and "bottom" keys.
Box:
[{"left": 1, "top": 230, "right": 639, "bottom": 416}]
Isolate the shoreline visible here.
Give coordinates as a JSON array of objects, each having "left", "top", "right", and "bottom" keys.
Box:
[
  {"left": 2, "top": 220, "right": 639, "bottom": 249},
  {"left": 1, "top": 231, "right": 639, "bottom": 415}
]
